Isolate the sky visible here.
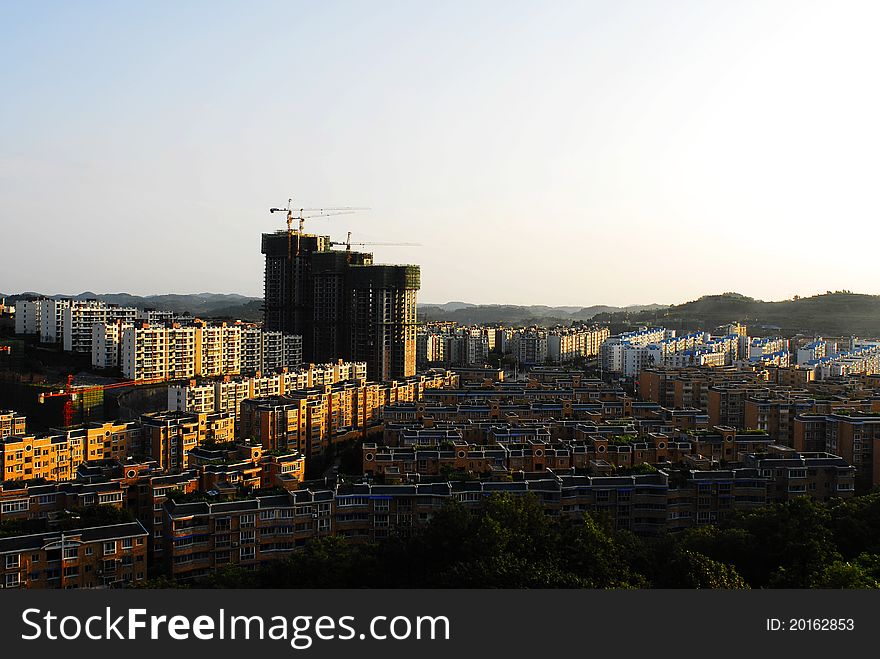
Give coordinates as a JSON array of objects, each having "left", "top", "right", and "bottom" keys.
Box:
[{"left": 2, "top": 1, "right": 879, "bottom": 307}]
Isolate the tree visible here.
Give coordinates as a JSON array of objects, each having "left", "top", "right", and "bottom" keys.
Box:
[
  {"left": 661, "top": 550, "right": 749, "bottom": 589},
  {"left": 811, "top": 560, "right": 880, "bottom": 589}
]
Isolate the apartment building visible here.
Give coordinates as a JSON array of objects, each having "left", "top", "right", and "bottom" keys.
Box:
[
  {"left": 195, "top": 323, "right": 226, "bottom": 377},
  {"left": 0, "top": 522, "right": 148, "bottom": 589},
  {"left": 0, "top": 411, "right": 25, "bottom": 439},
  {"left": 749, "top": 337, "right": 789, "bottom": 359},
  {"left": 240, "top": 324, "right": 263, "bottom": 371},
  {"left": 262, "top": 232, "right": 419, "bottom": 380},
  {"left": 62, "top": 301, "right": 137, "bottom": 353},
  {"left": 122, "top": 323, "right": 173, "bottom": 380},
  {"left": 261, "top": 331, "right": 304, "bottom": 372},
  {"left": 600, "top": 328, "right": 670, "bottom": 375},
  {"left": 415, "top": 326, "right": 499, "bottom": 369},
  {"left": 509, "top": 329, "right": 549, "bottom": 366},
  {"left": 238, "top": 372, "right": 453, "bottom": 459},
  {"left": 797, "top": 339, "right": 827, "bottom": 365},
  {"left": 39, "top": 298, "right": 70, "bottom": 344},
  {"left": 116, "top": 321, "right": 304, "bottom": 381},
  {"left": 1, "top": 421, "right": 143, "bottom": 483},
  {"left": 416, "top": 331, "right": 445, "bottom": 366},
  {"left": 167, "top": 360, "right": 370, "bottom": 420},
  {"left": 158, "top": 454, "right": 857, "bottom": 580},
  {"left": 138, "top": 308, "right": 174, "bottom": 324},
  {"left": 163, "top": 489, "right": 334, "bottom": 581},
  {"left": 140, "top": 411, "right": 235, "bottom": 472},
  {"left": 547, "top": 326, "right": 610, "bottom": 364},
  {"left": 0, "top": 479, "right": 126, "bottom": 523},
  {"left": 791, "top": 412, "right": 880, "bottom": 491},
  {"left": 808, "top": 343, "right": 880, "bottom": 379},
  {"left": 14, "top": 299, "right": 42, "bottom": 335},
  {"left": 92, "top": 319, "right": 130, "bottom": 369},
  {"left": 740, "top": 445, "right": 856, "bottom": 502}
]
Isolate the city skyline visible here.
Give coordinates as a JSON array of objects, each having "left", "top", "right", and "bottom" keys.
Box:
[{"left": 3, "top": 1, "right": 880, "bottom": 305}]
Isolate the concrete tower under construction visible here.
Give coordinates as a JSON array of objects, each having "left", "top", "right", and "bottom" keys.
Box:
[{"left": 261, "top": 231, "right": 419, "bottom": 381}]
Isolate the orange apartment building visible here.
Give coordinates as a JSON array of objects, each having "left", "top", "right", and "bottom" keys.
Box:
[
  {"left": 1, "top": 420, "right": 142, "bottom": 483},
  {"left": 140, "top": 411, "right": 235, "bottom": 471},
  {"left": 0, "top": 410, "right": 26, "bottom": 438}
]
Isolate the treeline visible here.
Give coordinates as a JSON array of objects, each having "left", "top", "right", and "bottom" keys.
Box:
[{"left": 142, "top": 492, "right": 880, "bottom": 589}]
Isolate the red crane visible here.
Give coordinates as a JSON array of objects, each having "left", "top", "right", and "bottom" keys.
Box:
[{"left": 38, "top": 375, "right": 166, "bottom": 427}]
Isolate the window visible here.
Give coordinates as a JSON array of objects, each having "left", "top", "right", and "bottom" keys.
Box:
[
  {"left": 122, "top": 538, "right": 133, "bottom": 550},
  {"left": 6, "top": 555, "right": 20, "bottom": 569},
  {"left": 1, "top": 500, "right": 28, "bottom": 514},
  {"left": 103, "top": 541, "right": 116, "bottom": 555},
  {"left": 5, "top": 574, "right": 20, "bottom": 588},
  {"left": 338, "top": 497, "right": 369, "bottom": 508},
  {"left": 240, "top": 514, "right": 255, "bottom": 528}
]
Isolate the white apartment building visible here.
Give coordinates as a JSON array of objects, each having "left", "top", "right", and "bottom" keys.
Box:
[
  {"left": 260, "top": 331, "right": 303, "bottom": 372},
  {"left": 509, "top": 329, "right": 548, "bottom": 365},
  {"left": 416, "top": 332, "right": 445, "bottom": 366},
  {"left": 14, "top": 299, "right": 42, "bottom": 335},
  {"left": 122, "top": 324, "right": 170, "bottom": 380},
  {"left": 600, "top": 327, "right": 670, "bottom": 373},
  {"left": 196, "top": 324, "right": 225, "bottom": 377},
  {"left": 92, "top": 320, "right": 131, "bottom": 369},
  {"left": 547, "top": 326, "right": 610, "bottom": 363},
  {"left": 119, "top": 321, "right": 301, "bottom": 381},
  {"left": 240, "top": 325, "right": 263, "bottom": 372},
  {"left": 63, "top": 301, "right": 138, "bottom": 353},
  {"left": 797, "top": 339, "right": 827, "bottom": 365},
  {"left": 748, "top": 337, "right": 789, "bottom": 359},
  {"left": 121, "top": 323, "right": 198, "bottom": 381},
  {"left": 166, "top": 325, "right": 197, "bottom": 379},
  {"left": 167, "top": 360, "right": 367, "bottom": 419},
  {"left": 809, "top": 344, "right": 880, "bottom": 379},
  {"left": 40, "top": 299, "right": 71, "bottom": 343},
  {"left": 138, "top": 309, "right": 174, "bottom": 324},
  {"left": 664, "top": 350, "right": 727, "bottom": 368}
]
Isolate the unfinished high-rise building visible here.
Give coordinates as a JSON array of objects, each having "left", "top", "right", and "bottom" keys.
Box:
[{"left": 261, "top": 231, "right": 419, "bottom": 381}]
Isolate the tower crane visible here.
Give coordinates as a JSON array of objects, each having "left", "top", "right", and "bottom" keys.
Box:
[
  {"left": 269, "top": 199, "right": 367, "bottom": 257},
  {"left": 330, "top": 231, "right": 421, "bottom": 251}
]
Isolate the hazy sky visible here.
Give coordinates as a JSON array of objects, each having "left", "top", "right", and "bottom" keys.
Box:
[{"left": 2, "top": 1, "right": 879, "bottom": 306}]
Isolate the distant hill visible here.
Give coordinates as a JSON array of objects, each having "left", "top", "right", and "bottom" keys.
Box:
[
  {"left": 8, "top": 290, "right": 878, "bottom": 336},
  {"left": 417, "top": 302, "right": 665, "bottom": 326},
  {"left": 2, "top": 292, "right": 262, "bottom": 320},
  {"left": 593, "top": 291, "right": 880, "bottom": 337}
]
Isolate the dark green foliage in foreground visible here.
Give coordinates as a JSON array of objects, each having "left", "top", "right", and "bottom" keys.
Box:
[{"left": 150, "top": 491, "right": 880, "bottom": 589}]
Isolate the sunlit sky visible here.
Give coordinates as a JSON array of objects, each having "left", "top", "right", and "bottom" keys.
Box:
[{"left": 2, "top": 1, "right": 879, "bottom": 307}]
